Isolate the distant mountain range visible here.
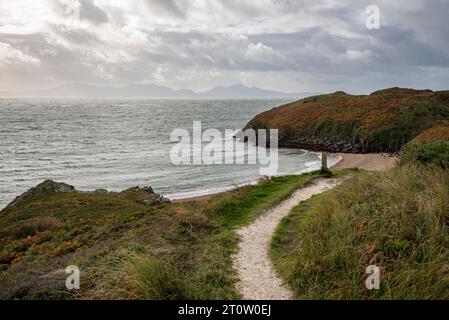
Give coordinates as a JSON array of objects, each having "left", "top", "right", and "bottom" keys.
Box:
[{"left": 0, "top": 83, "right": 316, "bottom": 99}]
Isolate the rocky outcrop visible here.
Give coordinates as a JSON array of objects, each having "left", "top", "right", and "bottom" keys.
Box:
[
  {"left": 93, "top": 189, "right": 108, "bottom": 194},
  {"left": 6, "top": 180, "right": 76, "bottom": 208},
  {"left": 120, "top": 186, "right": 171, "bottom": 206},
  {"left": 5, "top": 180, "right": 170, "bottom": 209},
  {"left": 281, "top": 137, "right": 364, "bottom": 153}
]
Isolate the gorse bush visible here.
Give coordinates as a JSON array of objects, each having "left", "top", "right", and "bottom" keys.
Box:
[
  {"left": 272, "top": 164, "right": 449, "bottom": 299},
  {"left": 401, "top": 140, "right": 449, "bottom": 168}
]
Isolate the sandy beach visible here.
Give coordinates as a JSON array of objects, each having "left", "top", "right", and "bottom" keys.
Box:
[
  {"left": 331, "top": 152, "right": 398, "bottom": 171},
  {"left": 173, "top": 152, "right": 397, "bottom": 203}
]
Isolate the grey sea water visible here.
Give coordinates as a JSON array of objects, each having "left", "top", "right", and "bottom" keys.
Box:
[{"left": 0, "top": 98, "right": 340, "bottom": 209}]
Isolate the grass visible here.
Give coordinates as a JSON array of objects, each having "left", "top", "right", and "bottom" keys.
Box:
[
  {"left": 271, "top": 163, "right": 449, "bottom": 299},
  {"left": 0, "top": 171, "right": 322, "bottom": 299},
  {"left": 216, "top": 173, "right": 323, "bottom": 228},
  {"left": 121, "top": 256, "right": 188, "bottom": 300}
]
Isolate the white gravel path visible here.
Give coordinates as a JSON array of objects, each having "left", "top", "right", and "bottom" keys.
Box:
[{"left": 233, "top": 177, "right": 337, "bottom": 300}]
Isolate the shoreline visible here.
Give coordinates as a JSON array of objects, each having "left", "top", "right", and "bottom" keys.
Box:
[
  {"left": 0, "top": 152, "right": 397, "bottom": 208},
  {"left": 172, "top": 152, "right": 398, "bottom": 203}
]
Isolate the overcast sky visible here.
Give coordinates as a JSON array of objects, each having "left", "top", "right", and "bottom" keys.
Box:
[{"left": 0, "top": 0, "right": 448, "bottom": 94}]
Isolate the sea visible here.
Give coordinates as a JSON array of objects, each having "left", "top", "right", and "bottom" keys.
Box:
[{"left": 0, "top": 98, "right": 341, "bottom": 209}]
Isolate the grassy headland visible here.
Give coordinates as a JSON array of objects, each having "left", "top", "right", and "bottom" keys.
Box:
[
  {"left": 0, "top": 172, "right": 328, "bottom": 299},
  {"left": 244, "top": 87, "right": 449, "bottom": 153}
]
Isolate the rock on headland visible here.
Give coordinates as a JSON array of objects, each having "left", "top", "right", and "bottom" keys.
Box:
[{"left": 6, "top": 180, "right": 76, "bottom": 208}]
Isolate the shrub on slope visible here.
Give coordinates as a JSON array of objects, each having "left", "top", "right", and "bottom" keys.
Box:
[
  {"left": 410, "top": 120, "right": 449, "bottom": 144},
  {"left": 401, "top": 140, "right": 449, "bottom": 169}
]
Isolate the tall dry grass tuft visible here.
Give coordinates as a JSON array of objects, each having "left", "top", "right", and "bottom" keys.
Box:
[
  {"left": 84, "top": 252, "right": 188, "bottom": 300},
  {"left": 273, "top": 163, "right": 449, "bottom": 299},
  {"left": 11, "top": 216, "right": 63, "bottom": 238},
  {"left": 121, "top": 255, "right": 187, "bottom": 300}
]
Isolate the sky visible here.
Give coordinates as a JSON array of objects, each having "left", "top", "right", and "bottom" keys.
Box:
[{"left": 0, "top": 0, "right": 448, "bottom": 94}]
